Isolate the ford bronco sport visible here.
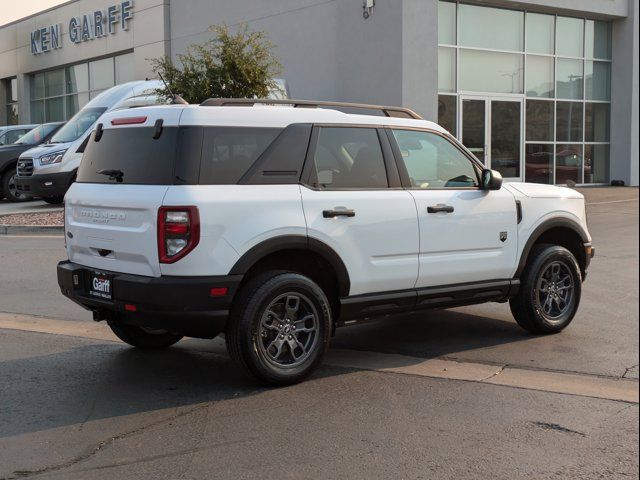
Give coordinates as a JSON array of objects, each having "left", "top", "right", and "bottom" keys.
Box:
[{"left": 57, "top": 99, "right": 594, "bottom": 385}]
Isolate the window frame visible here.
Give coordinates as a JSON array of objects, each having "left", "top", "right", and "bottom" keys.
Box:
[
  {"left": 301, "top": 124, "right": 402, "bottom": 190},
  {"left": 385, "top": 127, "right": 484, "bottom": 190}
]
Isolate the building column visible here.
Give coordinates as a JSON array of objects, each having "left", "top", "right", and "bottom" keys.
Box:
[
  {"left": 17, "top": 75, "right": 31, "bottom": 124},
  {"left": 610, "top": 0, "right": 639, "bottom": 186},
  {"left": 402, "top": 0, "right": 438, "bottom": 121}
]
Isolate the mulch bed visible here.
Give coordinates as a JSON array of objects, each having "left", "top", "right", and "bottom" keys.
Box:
[{"left": 0, "top": 211, "right": 64, "bottom": 226}]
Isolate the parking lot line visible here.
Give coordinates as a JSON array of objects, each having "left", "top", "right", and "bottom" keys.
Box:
[{"left": 0, "top": 311, "right": 637, "bottom": 404}]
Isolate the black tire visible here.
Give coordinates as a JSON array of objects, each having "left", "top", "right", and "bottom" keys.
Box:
[
  {"left": 226, "top": 271, "right": 332, "bottom": 385},
  {"left": 42, "top": 196, "right": 64, "bottom": 205},
  {"left": 1, "top": 169, "right": 33, "bottom": 203},
  {"left": 510, "top": 244, "right": 582, "bottom": 334},
  {"left": 108, "top": 321, "right": 183, "bottom": 348}
]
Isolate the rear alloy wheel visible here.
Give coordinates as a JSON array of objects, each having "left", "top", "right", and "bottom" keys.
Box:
[
  {"left": 510, "top": 244, "right": 581, "bottom": 334},
  {"left": 1, "top": 170, "right": 33, "bottom": 203},
  {"left": 226, "top": 272, "right": 331, "bottom": 385},
  {"left": 108, "top": 321, "right": 183, "bottom": 348}
]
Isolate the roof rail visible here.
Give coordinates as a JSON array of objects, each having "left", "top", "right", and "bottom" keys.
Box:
[{"left": 199, "top": 98, "right": 423, "bottom": 120}]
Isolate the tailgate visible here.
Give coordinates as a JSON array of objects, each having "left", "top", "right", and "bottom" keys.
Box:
[{"left": 65, "top": 183, "right": 168, "bottom": 277}]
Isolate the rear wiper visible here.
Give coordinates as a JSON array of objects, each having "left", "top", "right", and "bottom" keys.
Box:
[{"left": 97, "top": 169, "right": 124, "bottom": 183}]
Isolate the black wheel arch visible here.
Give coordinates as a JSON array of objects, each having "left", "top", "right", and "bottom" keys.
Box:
[
  {"left": 515, "top": 217, "right": 590, "bottom": 278},
  {"left": 229, "top": 235, "right": 351, "bottom": 297}
]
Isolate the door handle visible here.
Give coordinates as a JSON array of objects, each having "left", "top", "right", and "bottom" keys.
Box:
[
  {"left": 323, "top": 208, "right": 356, "bottom": 218},
  {"left": 427, "top": 204, "right": 454, "bottom": 214}
]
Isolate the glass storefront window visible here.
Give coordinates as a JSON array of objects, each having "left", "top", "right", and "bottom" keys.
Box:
[
  {"left": 556, "top": 58, "right": 583, "bottom": 99},
  {"left": 556, "top": 17, "right": 584, "bottom": 57},
  {"left": 526, "top": 100, "right": 554, "bottom": 141},
  {"left": 526, "top": 55, "right": 554, "bottom": 98},
  {"left": 556, "top": 102, "right": 583, "bottom": 142},
  {"left": 585, "top": 20, "right": 612, "bottom": 59},
  {"left": 438, "top": 95, "right": 457, "bottom": 136},
  {"left": 45, "top": 97, "right": 65, "bottom": 122},
  {"left": 4, "top": 77, "right": 19, "bottom": 125},
  {"left": 438, "top": 1, "right": 456, "bottom": 45},
  {"left": 115, "top": 54, "right": 135, "bottom": 84},
  {"left": 89, "top": 58, "right": 115, "bottom": 91},
  {"left": 585, "top": 103, "right": 610, "bottom": 142},
  {"left": 30, "top": 54, "right": 132, "bottom": 123},
  {"left": 31, "top": 100, "right": 45, "bottom": 123},
  {"left": 584, "top": 144, "right": 609, "bottom": 183},
  {"left": 66, "top": 93, "right": 90, "bottom": 118},
  {"left": 31, "top": 73, "right": 45, "bottom": 100},
  {"left": 459, "top": 4, "right": 524, "bottom": 52},
  {"left": 459, "top": 50, "right": 523, "bottom": 94},
  {"left": 525, "top": 144, "right": 554, "bottom": 184},
  {"left": 45, "top": 69, "right": 65, "bottom": 97},
  {"left": 66, "top": 64, "right": 89, "bottom": 93},
  {"left": 438, "top": 47, "right": 456, "bottom": 93},
  {"left": 585, "top": 61, "right": 611, "bottom": 101},
  {"left": 526, "top": 13, "right": 555, "bottom": 55},
  {"left": 556, "top": 144, "right": 583, "bottom": 184}
]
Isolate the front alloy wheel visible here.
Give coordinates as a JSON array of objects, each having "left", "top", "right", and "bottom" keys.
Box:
[{"left": 510, "top": 244, "right": 582, "bottom": 334}]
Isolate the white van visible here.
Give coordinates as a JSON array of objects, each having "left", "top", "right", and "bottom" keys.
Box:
[{"left": 15, "top": 80, "right": 167, "bottom": 204}]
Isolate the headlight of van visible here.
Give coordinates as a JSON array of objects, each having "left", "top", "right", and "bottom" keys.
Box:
[{"left": 39, "top": 150, "right": 67, "bottom": 166}]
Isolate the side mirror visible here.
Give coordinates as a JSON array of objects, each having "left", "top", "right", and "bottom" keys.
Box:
[{"left": 481, "top": 169, "right": 503, "bottom": 190}]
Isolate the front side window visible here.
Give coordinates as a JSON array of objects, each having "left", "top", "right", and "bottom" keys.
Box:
[
  {"left": 392, "top": 129, "right": 479, "bottom": 189},
  {"left": 311, "top": 127, "right": 388, "bottom": 189}
]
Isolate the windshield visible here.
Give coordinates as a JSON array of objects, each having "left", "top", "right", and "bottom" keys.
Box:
[
  {"left": 15, "top": 124, "right": 61, "bottom": 145},
  {"left": 50, "top": 107, "right": 107, "bottom": 143}
]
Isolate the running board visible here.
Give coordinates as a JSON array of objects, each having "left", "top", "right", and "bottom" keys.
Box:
[{"left": 339, "top": 279, "right": 519, "bottom": 324}]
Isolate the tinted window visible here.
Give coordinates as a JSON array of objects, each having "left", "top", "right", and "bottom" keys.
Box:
[
  {"left": 0, "top": 129, "right": 27, "bottom": 145},
  {"left": 50, "top": 107, "right": 106, "bottom": 143},
  {"left": 15, "top": 124, "right": 60, "bottom": 145},
  {"left": 200, "top": 128, "right": 281, "bottom": 184},
  {"left": 312, "top": 127, "right": 388, "bottom": 189},
  {"left": 392, "top": 130, "right": 479, "bottom": 188},
  {"left": 77, "top": 127, "right": 180, "bottom": 185}
]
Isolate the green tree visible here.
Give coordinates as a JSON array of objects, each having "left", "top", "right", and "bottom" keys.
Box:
[{"left": 151, "top": 24, "right": 282, "bottom": 103}]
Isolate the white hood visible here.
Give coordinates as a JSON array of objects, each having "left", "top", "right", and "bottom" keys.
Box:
[{"left": 506, "top": 182, "right": 584, "bottom": 200}]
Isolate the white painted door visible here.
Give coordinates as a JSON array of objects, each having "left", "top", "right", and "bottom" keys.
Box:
[
  {"left": 388, "top": 128, "right": 518, "bottom": 288},
  {"left": 300, "top": 126, "right": 419, "bottom": 296}
]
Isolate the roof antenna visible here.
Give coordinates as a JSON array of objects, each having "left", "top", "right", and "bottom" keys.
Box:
[{"left": 157, "top": 72, "right": 188, "bottom": 105}]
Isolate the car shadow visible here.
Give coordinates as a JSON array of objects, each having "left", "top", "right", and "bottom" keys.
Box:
[{"left": 0, "top": 307, "right": 530, "bottom": 439}]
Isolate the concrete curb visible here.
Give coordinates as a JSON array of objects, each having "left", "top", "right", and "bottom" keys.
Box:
[{"left": 0, "top": 224, "right": 64, "bottom": 235}]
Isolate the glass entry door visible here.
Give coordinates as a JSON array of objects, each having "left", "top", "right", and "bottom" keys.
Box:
[{"left": 459, "top": 96, "right": 523, "bottom": 181}]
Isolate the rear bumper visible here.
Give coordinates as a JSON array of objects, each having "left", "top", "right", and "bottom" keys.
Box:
[
  {"left": 57, "top": 261, "right": 242, "bottom": 339},
  {"left": 15, "top": 170, "right": 75, "bottom": 198}
]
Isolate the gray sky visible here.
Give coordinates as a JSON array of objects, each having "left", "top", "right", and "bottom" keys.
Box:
[{"left": 0, "top": 0, "right": 68, "bottom": 26}]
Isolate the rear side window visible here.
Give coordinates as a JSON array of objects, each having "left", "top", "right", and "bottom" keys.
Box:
[
  {"left": 311, "top": 127, "right": 388, "bottom": 189},
  {"left": 77, "top": 127, "right": 180, "bottom": 185},
  {"left": 199, "top": 127, "right": 282, "bottom": 184}
]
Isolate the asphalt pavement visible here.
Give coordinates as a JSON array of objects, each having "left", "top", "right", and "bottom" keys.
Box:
[{"left": 0, "top": 187, "right": 637, "bottom": 479}]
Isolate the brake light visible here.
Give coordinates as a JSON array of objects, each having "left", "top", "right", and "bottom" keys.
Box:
[
  {"left": 157, "top": 206, "right": 200, "bottom": 264},
  {"left": 111, "top": 116, "right": 147, "bottom": 125}
]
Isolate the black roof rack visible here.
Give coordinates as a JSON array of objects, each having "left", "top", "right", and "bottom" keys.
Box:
[{"left": 199, "top": 98, "right": 423, "bottom": 120}]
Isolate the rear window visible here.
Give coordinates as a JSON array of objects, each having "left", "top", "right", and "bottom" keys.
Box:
[
  {"left": 77, "top": 126, "right": 282, "bottom": 185},
  {"left": 77, "top": 127, "right": 180, "bottom": 185}
]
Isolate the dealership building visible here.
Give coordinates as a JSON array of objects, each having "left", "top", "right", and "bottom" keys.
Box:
[{"left": 0, "top": 0, "right": 637, "bottom": 185}]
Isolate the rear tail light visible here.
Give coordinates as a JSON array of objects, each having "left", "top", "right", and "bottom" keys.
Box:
[{"left": 157, "top": 206, "right": 200, "bottom": 264}]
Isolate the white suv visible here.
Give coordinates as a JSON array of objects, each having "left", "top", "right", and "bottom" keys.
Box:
[{"left": 57, "top": 99, "right": 594, "bottom": 385}]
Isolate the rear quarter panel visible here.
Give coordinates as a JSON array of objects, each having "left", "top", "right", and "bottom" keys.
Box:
[{"left": 160, "top": 185, "right": 307, "bottom": 276}]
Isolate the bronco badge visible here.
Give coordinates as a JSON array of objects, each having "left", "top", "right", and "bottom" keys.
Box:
[{"left": 500, "top": 231, "right": 508, "bottom": 242}]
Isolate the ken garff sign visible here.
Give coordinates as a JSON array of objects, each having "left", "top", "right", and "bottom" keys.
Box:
[{"left": 30, "top": 1, "right": 133, "bottom": 55}]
